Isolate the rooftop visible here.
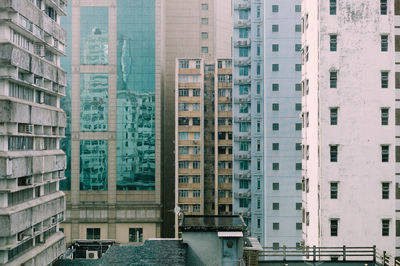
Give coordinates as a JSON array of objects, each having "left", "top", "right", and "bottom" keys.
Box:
[{"left": 179, "top": 215, "right": 247, "bottom": 232}]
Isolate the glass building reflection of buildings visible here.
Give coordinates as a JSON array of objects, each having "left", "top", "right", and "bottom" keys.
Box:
[{"left": 60, "top": 0, "right": 161, "bottom": 245}]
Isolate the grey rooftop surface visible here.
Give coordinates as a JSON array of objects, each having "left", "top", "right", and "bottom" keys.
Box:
[
  {"left": 55, "top": 239, "right": 187, "bottom": 266},
  {"left": 179, "top": 215, "right": 247, "bottom": 232}
]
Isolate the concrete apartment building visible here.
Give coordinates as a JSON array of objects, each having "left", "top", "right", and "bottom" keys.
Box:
[
  {"left": 175, "top": 59, "right": 233, "bottom": 231},
  {"left": 0, "top": 0, "right": 67, "bottom": 264},
  {"left": 163, "top": 0, "right": 232, "bottom": 237},
  {"left": 302, "top": 0, "right": 397, "bottom": 256},
  {"left": 232, "top": 0, "right": 302, "bottom": 247},
  {"left": 59, "top": 0, "right": 163, "bottom": 244}
]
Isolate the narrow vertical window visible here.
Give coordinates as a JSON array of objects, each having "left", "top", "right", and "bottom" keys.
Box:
[
  {"left": 382, "top": 182, "right": 390, "bottom": 199},
  {"left": 330, "top": 0, "right": 337, "bottom": 15},
  {"left": 381, "top": 0, "right": 387, "bottom": 15},
  {"left": 330, "top": 108, "right": 338, "bottom": 125},
  {"left": 330, "top": 182, "right": 338, "bottom": 199},
  {"left": 381, "top": 108, "right": 389, "bottom": 125},
  {"left": 381, "top": 35, "right": 388, "bottom": 52},
  {"left": 382, "top": 145, "right": 389, "bottom": 162},
  {"left": 382, "top": 219, "right": 390, "bottom": 236},
  {"left": 330, "top": 35, "right": 337, "bottom": 51},
  {"left": 381, "top": 71, "right": 389, "bottom": 88},
  {"left": 330, "top": 71, "right": 337, "bottom": 88},
  {"left": 330, "top": 145, "right": 338, "bottom": 162},
  {"left": 330, "top": 219, "right": 338, "bottom": 236}
]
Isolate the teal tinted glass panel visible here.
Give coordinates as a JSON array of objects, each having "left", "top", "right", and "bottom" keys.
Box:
[
  {"left": 80, "top": 74, "right": 108, "bottom": 131},
  {"left": 80, "top": 140, "right": 108, "bottom": 190},
  {"left": 116, "top": 0, "right": 155, "bottom": 190},
  {"left": 80, "top": 7, "right": 108, "bottom": 65},
  {"left": 60, "top": 2, "right": 72, "bottom": 190}
]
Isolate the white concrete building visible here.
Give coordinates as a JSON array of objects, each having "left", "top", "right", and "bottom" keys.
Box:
[
  {"left": 302, "top": 0, "right": 397, "bottom": 256},
  {"left": 0, "top": 0, "right": 67, "bottom": 265}
]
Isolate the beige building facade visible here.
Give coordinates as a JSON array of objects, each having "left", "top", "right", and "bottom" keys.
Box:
[{"left": 175, "top": 58, "right": 233, "bottom": 234}]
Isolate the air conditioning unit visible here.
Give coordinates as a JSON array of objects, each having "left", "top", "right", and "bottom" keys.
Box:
[
  {"left": 25, "top": 177, "right": 32, "bottom": 185},
  {"left": 17, "top": 232, "right": 24, "bottom": 241},
  {"left": 238, "top": 193, "right": 243, "bottom": 197},
  {"left": 86, "top": 251, "right": 98, "bottom": 260}
]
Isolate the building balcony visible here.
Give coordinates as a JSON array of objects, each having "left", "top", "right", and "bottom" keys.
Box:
[
  {"left": 234, "top": 173, "right": 251, "bottom": 180},
  {"left": 234, "top": 20, "right": 251, "bottom": 28},
  {"left": 234, "top": 58, "right": 251, "bottom": 66},
  {"left": 178, "top": 68, "right": 201, "bottom": 75},
  {"left": 234, "top": 153, "right": 251, "bottom": 160},
  {"left": 234, "top": 39, "right": 251, "bottom": 48},
  {"left": 235, "top": 95, "right": 251, "bottom": 103},
  {"left": 234, "top": 191, "right": 251, "bottom": 199},
  {"left": 234, "top": 115, "right": 251, "bottom": 122},
  {"left": 233, "top": 134, "right": 251, "bottom": 141},
  {"left": 235, "top": 76, "right": 251, "bottom": 84},
  {"left": 234, "top": 2, "right": 250, "bottom": 9}
]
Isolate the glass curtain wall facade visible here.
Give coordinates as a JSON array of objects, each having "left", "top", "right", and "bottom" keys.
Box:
[{"left": 60, "top": 0, "right": 161, "bottom": 245}]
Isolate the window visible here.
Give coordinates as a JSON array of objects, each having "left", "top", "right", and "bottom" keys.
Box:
[
  {"left": 296, "top": 123, "right": 302, "bottom": 131},
  {"left": 257, "top": 217, "right": 261, "bottom": 228},
  {"left": 272, "top": 5, "right": 279, "bottom": 12},
  {"left": 201, "top": 3, "right": 208, "bottom": 10},
  {"left": 382, "top": 219, "right": 390, "bottom": 236},
  {"left": 295, "top": 24, "right": 301, "bottom": 32},
  {"left": 240, "top": 180, "right": 249, "bottom": 189},
  {"left": 272, "top": 64, "right": 279, "bottom": 71},
  {"left": 239, "top": 28, "right": 248, "bottom": 38},
  {"left": 272, "top": 242, "right": 279, "bottom": 250},
  {"left": 272, "top": 163, "right": 279, "bottom": 170},
  {"left": 381, "top": 0, "right": 387, "bottom": 15},
  {"left": 179, "top": 89, "right": 189, "bottom": 97},
  {"left": 129, "top": 228, "right": 143, "bottom": 242},
  {"left": 330, "top": 35, "right": 337, "bottom": 51},
  {"left": 272, "top": 103, "right": 279, "bottom": 111},
  {"left": 239, "top": 85, "right": 249, "bottom": 95},
  {"left": 193, "top": 204, "right": 200, "bottom": 212},
  {"left": 381, "top": 72, "right": 389, "bottom": 88},
  {"left": 196, "top": 60, "right": 201, "bottom": 69},
  {"left": 192, "top": 161, "right": 200, "bottom": 169},
  {"left": 296, "top": 223, "right": 302, "bottom": 230},
  {"left": 382, "top": 145, "right": 389, "bottom": 162},
  {"left": 272, "top": 44, "right": 279, "bottom": 52},
  {"left": 257, "top": 6, "right": 261, "bottom": 18},
  {"left": 295, "top": 5, "right": 301, "bottom": 12},
  {"left": 272, "top": 83, "right": 279, "bottom": 91},
  {"left": 179, "top": 190, "right": 188, "bottom": 198},
  {"left": 86, "top": 228, "right": 100, "bottom": 240},
  {"left": 179, "top": 146, "right": 189, "bottom": 154},
  {"left": 381, "top": 35, "right": 388, "bottom": 51},
  {"left": 382, "top": 182, "right": 390, "bottom": 199},
  {"left": 296, "top": 183, "right": 302, "bottom": 190},
  {"left": 193, "top": 176, "right": 200, "bottom": 183},
  {"left": 179, "top": 176, "right": 189, "bottom": 183},
  {"left": 239, "top": 66, "right": 249, "bottom": 76},
  {"left": 257, "top": 45, "right": 261, "bottom": 56},
  {"left": 193, "top": 88, "right": 201, "bottom": 96},
  {"left": 272, "top": 123, "right": 279, "bottom": 131},
  {"left": 239, "top": 10, "right": 249, "bottom": 19},
  {"left": 296, "top": 83, "right": 302, "bottom": 91},
  {"left": 296, "top": 163, "right": 302, "bottom": 170},
  {"left": 273, "top": 223, "right": 280, "bottom": 230},
  {"left": 330, "top": 71, "right": 337, "bottom": 88},
  {"left": 296, "top": 103, "right": 302, "bottom": 111},
  {"left": 295, "top": 44, "right": 301, "bottom": 52},
  {"left": 381, "top": 108, "right": 389, "bottom": 125},
  {"left": 178, "top": 132, "right": 188, "bottom": 140},
  {"left": 295, "top": 64, "right": 302, "bottom": 71},
  {"left": 296, "top": 143, "right": 302, "bottom": 151},
  {"left": 193, "top": 190, "right": 200, "bottom": 197},
  {"left": 330, "top": 108, "right": 338, "bottom": 125},
  {"left": 201, "top": 18, "right": 208, "bottom": 24},
  {"left": 202, "top": 47, "right": 208, "bottom": 53},
  {"left": 239, "top": 122, "right": 249, "bottom": 132},
  {"left": 330, "top": 145, "right": 338, "bottom": 162},
  {"left": 201, "top": 32, "right": 208, "bottom": 39},
  {"left": 239, "top": 161, "right": 249, "bottom": 170},
  {"left": 273, "top": 183, "right": 279, "bottom": 190},
  {"left": 330, "top": 0, "right": 336, "bottom": 15},
  {"left": 330, "top": 182, "right": 338, "bottom": 199},
  {"left": 272, "top": 143, "right": 279, "bottom": 150},
  {"left": 239, "top": 103, "right": 249, "bottom": 113},
  {"left": 330, "top": 219, "right": 338, "bottom": 236},
  {"left": 239, "top": 198, "right": 249, "bottom": 208},
  {"left": 272, "top": 24, "right": 279, "bottom": 32},
  {"left": 296, "top": 203, "right": 302, "bottom": 210}
]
